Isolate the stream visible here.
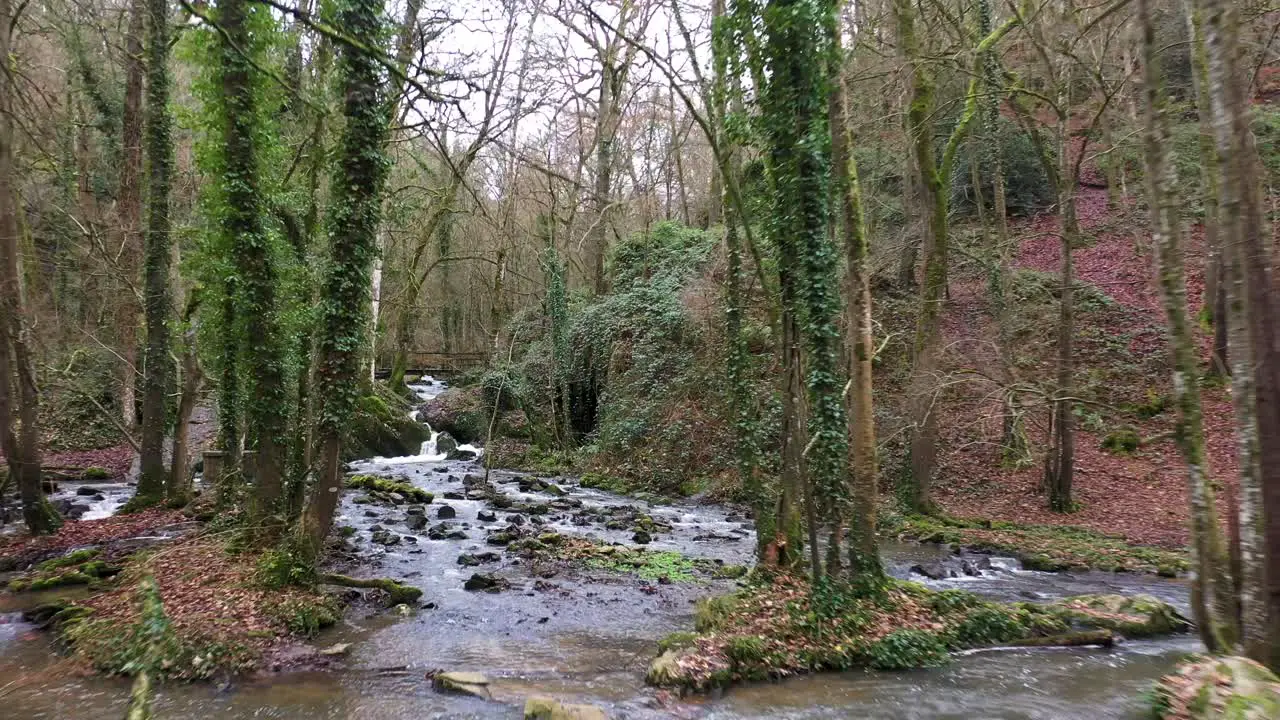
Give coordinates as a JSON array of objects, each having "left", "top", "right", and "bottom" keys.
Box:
[{"left": 0, "top": 376, "right": 1199, "bottom": 719}]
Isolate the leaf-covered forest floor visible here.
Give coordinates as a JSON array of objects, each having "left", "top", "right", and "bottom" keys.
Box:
[{"left": 930, "top": 181, "right": 1236, "bottom": 550}]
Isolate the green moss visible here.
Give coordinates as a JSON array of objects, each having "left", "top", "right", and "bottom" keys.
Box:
[
  {"left": 82, "top": 466, "right": 113, "bottom": 480},
  {"left": 867, "top": 629, "right": 949, "bottom": 670},
  {"left": 658, "top": 631, "right": 699, "bottom": 653},
  {"left": 38, "top": 549, "right": 101, "bottom": 571},
  {"left": 725, "top": 635, "right": 767, "bottom": 664},
  {"left": 344, "top": 475, "right": 433, "bottom": 503},
  {"left": 1052, "top": 594, "right": 1190, "bottom": 637},
  {"left": 947, "top": 606, "right": 1029, "bottom": 648},
  {"left": 1101, "top": 427, "right": 1141, "bottom": 455}
]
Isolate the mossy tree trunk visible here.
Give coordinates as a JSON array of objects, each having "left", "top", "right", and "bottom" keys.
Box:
[
  {"left": 116, "top": 0, "right": 145, "bottom": 440},
  {"left": 761, "top": 0, "right": 827, "bottom": 572},
  {"left": 299, "top": 0, "right": 391, "bottom": 556},
  {"left": 135, "top": 0, "right": 176, "bottom": 509},
  {"left": 218, "top": 0, "right": 289, "bottom": 525},
  {"left": 1138, "top": 0, "right": 1234, "bottom": 651},
  {"left": 829, "top": 8, "right": 882, "bottom": 580},
  {"left": 1184, "top": 1, "right": 1228, "bottom": 378},
  {"left": 1198, "top": 0, "right": 1280, "bottom": 670},
  {"left": 0, "top": 0, "right": 59, "bottom": 536}
]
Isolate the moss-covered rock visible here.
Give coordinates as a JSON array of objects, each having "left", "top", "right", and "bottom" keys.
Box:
[
  {"left": 345, "top": 393, "right": 430, "bottom": 460},
  {"left": 422, "top": 388, "right": 489, "bottom": 444},
  {"left": 344, "top": 475, "right": 433, "bottom": 504},
  {"left": 1051, "top": 594, "right": 1190, "bottom": 637},
  {"left": 1149, "top": 656, "right": 1280, "bottom": 719}
]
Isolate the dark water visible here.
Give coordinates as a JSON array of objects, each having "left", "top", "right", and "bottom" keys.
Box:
[{"left": 0, "top": 378, "right": 1197, "bottom": 719}]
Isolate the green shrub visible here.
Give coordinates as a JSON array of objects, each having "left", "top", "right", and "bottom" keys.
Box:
[
  {"left": 867, "top": 629, "right": 950, "bottom": 670},
  {"left": 949, "top": 117, "right": 1055, "bottom": 216},
  {"left": 1101, "top": 427, "right": 1141, "bottom": 455}
]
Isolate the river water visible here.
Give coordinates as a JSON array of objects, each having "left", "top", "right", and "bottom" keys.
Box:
[{"left": 0, "top": 377, "right": 1197, "bottom": 719}]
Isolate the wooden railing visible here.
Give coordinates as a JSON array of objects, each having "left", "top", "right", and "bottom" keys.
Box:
[{"left": 383, "top": 351, "right": 489, "bottom": 375}]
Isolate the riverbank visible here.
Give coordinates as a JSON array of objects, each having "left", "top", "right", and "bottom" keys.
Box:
[
  {"left": 645, "top": 572, "right": 1189, "bottom": 692},
  {"left": 883, "top": 513, "right": 1189, "bottom": 576}
]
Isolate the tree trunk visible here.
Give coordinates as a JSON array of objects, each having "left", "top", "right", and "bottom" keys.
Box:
[
  {"left": 135, "top": 0, "right": 176, "bottom": 508},
  {"left": 831, "top": 20, "right": 883, "bottom": 580},
  {"left": 1200, "top": 0, "right": 1280, "bottom": 670},
  {"left": 219, "top": 0, "right": 288, "bottom": 524},
  {"left": 1139, "top": 0, "right": 1234, "bottom": 649},
  {"left": 117, "top": 0, "right": 145, "bottom": 437},
  {"left": 0, "top": 0, "right": 58, "bottom": 535},
  {"left": 299, "top": 0, "right": 391, "bottom": 556},
  {"left": 899, "top": 0, "right": 946, "bottom": 514},
  {"left": 1185, "top": 0, "right": 1229, "bottom": 377},
  {"left": 167, "top": 327, "right": 202, "bottom": 504}
]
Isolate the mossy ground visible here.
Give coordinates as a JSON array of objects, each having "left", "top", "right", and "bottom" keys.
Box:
[
  {"left": 511, "top": 533, "right": 745, "bottom": 584},
  {"left": 884, "top": 513, "right": 1188, "bottom": 575},
  {"left": 647, "top": 573, "right": 1187, "bottom": 691}
]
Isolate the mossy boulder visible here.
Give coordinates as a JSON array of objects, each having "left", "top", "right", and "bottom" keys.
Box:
[
  {"left": 1051, "top": 594, "right": 1189, "bottom": 637},
  {"left": 1150, "top": 656, "right": 1280, "bottom": 719},
  {"left": 344, "top": 475, "right": 433, "bottom": 504},
  {"left": 422, "top": 388, "right": 489, "bottom": 444},
  {"left": 345, "top": 393, "right": 429, "bottom": 460}
]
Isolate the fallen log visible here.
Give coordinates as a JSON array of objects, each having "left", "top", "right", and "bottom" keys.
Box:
[{"left": 319, "top": 573, "right": 422, "bottom": 606}]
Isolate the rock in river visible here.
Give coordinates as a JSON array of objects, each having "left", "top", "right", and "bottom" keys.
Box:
[
  {"left": 427, "top": 522, "right": 467, "bottom": 540},
  {"left": 437, "top": 504, "right": 457, "bottom": 519},
  {"left": 524, "top": 695, "right": 609, "bottom": 719},
  {"left": 432, "top": 671, "right": 491, "bottom": 700},
  {"left": 464, "top": 573, "right": 510, "bottom": 593}
]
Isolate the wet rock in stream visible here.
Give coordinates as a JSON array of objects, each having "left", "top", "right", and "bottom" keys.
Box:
[
  {"left": 405, "top": 514, "right": 428, "bottom": 531},
  {"left": 436, "top": 505, "right": 456, "bottom": 519},
  {"left": 457, "top": 551, "right": 501, "bottom": 566},
  {"left": 463, "top": 573, "right": 510, "bottom": 592},
  {"left": 477, "top": 510, "right": 497, "bottom": 522},
  {"left": 426, "top": 523, "right": 467, "bottom": 540}
]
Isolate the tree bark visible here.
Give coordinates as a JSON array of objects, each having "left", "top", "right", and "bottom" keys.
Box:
[
  {"left": 1200, "top": 0, "right": 1280, "bottom": 670},
  {"left": 0, "top": 0, "right": 59, "bottom": 535},
  {"left": 299, "top": 0, "right": 391, "bottom": 555},
  {"left": 831, "top": 17, "right": 883, "bottom": 580},
  {"left": 117, "top": 0, "right": 145, "bottom": 437},
  {"left": 1139, "top": 0, "right": 1234, "bottom": 650},
  {"left": 135, "top": 0, "right": 176, "bottom": 507}
]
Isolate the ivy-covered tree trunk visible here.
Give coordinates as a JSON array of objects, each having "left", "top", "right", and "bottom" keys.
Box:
[
  {"left": 218, "top": 0, "right": 289, "bottom": 524},
  {"left": 299, "top": 0, "right": 390, "bottom": 556},
  {"left": 829, "top": 13, "right": 882, "bottom": 580},
  {"left": 762, "top": 0, "right": 828, "bottom": 571},
  {"left": 135, "top": 0, "right": 176, "bottom": 508},
  {"left": 1138, "top": 0, "right": 1233, "bottom": 650},
  {"left": 0, "top": 0, "right": 59, "bottom": 536},
  {"left": 896, "top": 0, "right": 945, "bottom": 514}
]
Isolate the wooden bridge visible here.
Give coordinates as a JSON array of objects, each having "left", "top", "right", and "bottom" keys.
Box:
[{"left": 378, "top": 351, "right": 488, "bottom": 376}]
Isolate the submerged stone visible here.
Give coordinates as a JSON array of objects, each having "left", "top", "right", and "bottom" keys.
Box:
[
  {"left": 524, "top": 695, "right": 608, "bottom": 719},
  {"left": 432, "top": 671, "right": 491, "bottom": 700}
]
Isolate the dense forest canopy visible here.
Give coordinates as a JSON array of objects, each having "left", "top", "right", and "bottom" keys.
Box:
[{"left": 3, "top": 0, "right": 1280, "bottom": 716}]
